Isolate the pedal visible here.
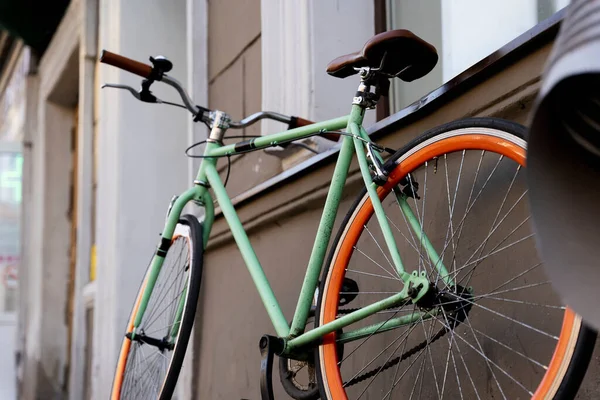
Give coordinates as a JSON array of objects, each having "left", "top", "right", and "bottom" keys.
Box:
[{"left": 259, "top": 335, "right": 284, "bottom": 400}]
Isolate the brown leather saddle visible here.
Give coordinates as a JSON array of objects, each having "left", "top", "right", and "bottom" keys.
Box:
[{"left": 326, "top": 29, "right": 438, "bottom": 82}]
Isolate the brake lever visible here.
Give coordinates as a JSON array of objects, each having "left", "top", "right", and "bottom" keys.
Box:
[{"left": 101, "top": 83, "right": 163, "bottom": 104}]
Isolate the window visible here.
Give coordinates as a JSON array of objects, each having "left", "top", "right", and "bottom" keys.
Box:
[
  {"left": 0, "top": 49, "right": 27, "bottom": 314},
  {"left": 0, "top": 152, "right": 22, "bottom": 313},
  {"left": 386, "top": 0, "right": 570, "bottom": 112}
]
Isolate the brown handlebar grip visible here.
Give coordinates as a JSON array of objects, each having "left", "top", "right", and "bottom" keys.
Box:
[
  {"left": 288, "top": 116, "right": 341, "bottom": 142},
  {"left": 99, "top": 50, "right": 153, "bottom": 79},
  {"left": 293, "top": 117, "right": 314, "bottom": 128}
]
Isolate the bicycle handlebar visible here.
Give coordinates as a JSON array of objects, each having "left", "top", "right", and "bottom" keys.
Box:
[
  {"left": 230, "top": 111, "right": 292, "bottom": 128},
  {"left": 99, "top": 50, "right": 340, "bottom": 142},
  {"left": 100, "top": 50, "right": 153, "bottom": 79}
]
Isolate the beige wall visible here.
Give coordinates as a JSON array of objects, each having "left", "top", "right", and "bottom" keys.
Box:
[
  {"left": 195, "top": 12, "right": 600, "bottom": 400},
  {"left": 207, "top": 0, "right": 281, "bottom": 199}
]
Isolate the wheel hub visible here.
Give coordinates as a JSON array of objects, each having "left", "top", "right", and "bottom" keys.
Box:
[{"left": 416, "top": 283, "right": 473, "bottom": 318}]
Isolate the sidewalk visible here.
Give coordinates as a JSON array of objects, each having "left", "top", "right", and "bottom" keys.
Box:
[{"left": 0, "top": 314, "right": 16, "bottom": 400}]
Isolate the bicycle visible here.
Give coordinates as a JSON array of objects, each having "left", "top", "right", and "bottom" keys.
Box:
[{"left": 101, "top": 29, "right": 596, "bottom": 400}]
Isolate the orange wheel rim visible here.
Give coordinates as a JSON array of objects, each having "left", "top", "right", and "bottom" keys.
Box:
[
  {"left": 321, "top": 134, "right": 576, "bottom": 399},
  {"left": 111, "top": 279, "right": 147, "bottom": 400}
]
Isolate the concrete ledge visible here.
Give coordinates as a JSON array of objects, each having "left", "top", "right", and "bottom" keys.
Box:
[{"left": 211, "top": 8, "right": 564, "bottom": 219}]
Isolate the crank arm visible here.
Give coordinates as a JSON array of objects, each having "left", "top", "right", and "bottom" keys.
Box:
[{"left": 259, "top": 335, "right": 285, "bottom": 400}]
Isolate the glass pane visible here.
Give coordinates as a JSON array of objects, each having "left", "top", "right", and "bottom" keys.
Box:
[
  {"left": 387, "top": 0, "right": 569, "bottom": 111},
  {"left": 0, "top": 152, "right": 22, "bottom": 313}
]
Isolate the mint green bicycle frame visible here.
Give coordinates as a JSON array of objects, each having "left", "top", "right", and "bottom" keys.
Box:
[{"left": 132, "top": 102, "right": 453, "bottom": 357}]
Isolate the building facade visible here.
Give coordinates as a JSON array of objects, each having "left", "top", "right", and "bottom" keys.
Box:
[{"left": 1, "top": 0, "right": 599, "bottom": 399}]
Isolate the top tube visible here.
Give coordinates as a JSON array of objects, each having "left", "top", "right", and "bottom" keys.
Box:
[{"left": 206, "top": 116, "right": 350, "bottom": 158}]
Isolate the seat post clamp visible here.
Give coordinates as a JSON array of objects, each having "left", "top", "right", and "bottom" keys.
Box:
[
  {"left": 352, "top": 89, "right": 379, "bottom": 109},
  {"left": 194, "top": 179, "right": 210, "bottom": 188}
]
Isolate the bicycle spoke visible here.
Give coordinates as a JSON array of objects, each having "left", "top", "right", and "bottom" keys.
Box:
[
  {"left": 138, "top": 358, "right": 161, "bottom": 397},
  {"left": 482, "top": 296, "right": 565, "bottom": 310},
  {"left": 439, "top": 307, "right": 481, "bottom": 400},
  {"left": 364, "top": 225, "right": 399, "bottom": 278},
  {"left": 441, "top": 151, "right": 465, "bottom": 286},
  {"left": 460, "top": 188, "right": 528, "bottom": 279},
  {"left": 375, "top": 308, "right": 425, "bottom": 314},
  {"left": 450, "top": 293, "right": 559, "bottom": 340},
  {"left": 392, "top": 190, "right": 419, "bottom": 248},
  {"left": 433, "top": 154, "right": 504, "bottom": 285},
  {"left": 387, "top": 215, "right": 432, "bottom": 270},
  {"left": 394, "top": 189, "right": 432, "bottom": 272},
  {"left": 449, "top": 342, "right": 464, "bottom": 400},
  {"left": 132, "top": 349, "right": 161, "bottom": 396},
  {"left": 488, "top": 262, "right": 542, "bottom": 293},
  {"left": 353, "top": 245, "right": 399, "bottom": 280},
  {"left": 439, "top": 230, "right": 534, "bottom": 284},
  {"left": 346, "top": 268, "right": 400, "bottom": 281},
  {"left": 451, "top": 314, "right": 508, "bottom": 399},
  {"left": 459, "top": 233, "right": 534, "bottom": 273},
  {"left": 382, "top": 318, "right": 434, "bottom": 399},
  {"left": 439, "top": 311, "right": 456, "bottom": 399},
  {"left": 405, "top": 173, "right": 424, "bottom": 269},
  {"left": 344, "top": 310, "right": 419, "bottom": 388},
  {"left": 460, "top": 215, "right": 531, "bottom": 281},
  {"left": 454, "top": 205, "right": 530, "bottom": 291},
  {"left": 145, "top": 286, "right": 187, "bottom": 329},
  {"left": 437, "top": 281, "right": 553, "bottom": 308},
  {"left": 339, "top": 291, "right": 396, "bottom": 295},
  {"left": 418, "top": 304, "right": 442, "bottom": 399},
  {"left": 415, "top": 163, "right": 432, "bottom": 280},
  {"left": 473, "top": 281, "right": 552, "bottom": 299},
  {"left": 168, "top": 252, "right": 188, "bottom": 328},
  {"left": 338, "top": 306, "right": 408, "bottom": 364},
  {"left": 470, "top": 165, "right": 521, "bottom": 270},
  {"left": 457, "top": 315, "right": 533, "bottom": 397},
  {"left": 438, "top": 307, "right": 463, "bottom": 400},
  {"left": 143, "top": 319, "right": 182, "bottom": 336},
  {"left": 354, "top": 326, "right": 420, "bottom": 399},
  {"left": 385, "top": 317, "right": 438, "bottom": 399},
  {"left": 388, "top": 308, "right": 422, "bottom": 399},
  {"left": 470, "top": 325, "right": 548, "bottom": 369},
  {"left": 440, "top": 335, "right": 452, "bottom": 399},
  {"left": 407, "top": 347, "right": 428, "bottom": 400},
  {"left": 143, "top": 246, "right": 187, "bottom": 326}
]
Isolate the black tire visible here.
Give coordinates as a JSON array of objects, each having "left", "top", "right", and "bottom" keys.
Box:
[
  {"left": 315, "top": 117, "right": 596, "bottom": 399},
  {"left": 553, "top": 322, "right": 597, "bottom": 400},
  {"left": 111, "top": 214, "right": 203, "bottom": 400}
]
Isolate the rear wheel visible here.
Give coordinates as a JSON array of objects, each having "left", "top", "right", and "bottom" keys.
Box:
[
  {"left": 111, "top": 214, "right": 203, "bottom": 400},
  {"left": 315, "top": 118, "right": 596, "bottom": 399}
]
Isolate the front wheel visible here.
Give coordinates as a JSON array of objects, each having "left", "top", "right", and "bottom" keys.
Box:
[
  {"left": 315, "top": 118, "right": 596, "bottom": 399},
  {"left": 111, "top": 214, "right": 203, "bottom": 400}
]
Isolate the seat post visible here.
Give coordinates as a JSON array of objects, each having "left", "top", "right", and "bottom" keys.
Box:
[{"left": 351, "top": 67, "right": 388, "bottom": 110}]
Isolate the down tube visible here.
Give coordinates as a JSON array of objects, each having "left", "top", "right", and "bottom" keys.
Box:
[{"left": 204, "top": 163, "right": 289, "bottom": 337}]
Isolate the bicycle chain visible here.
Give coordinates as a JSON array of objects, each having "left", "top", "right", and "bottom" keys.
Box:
[{"left": 337, "top": 300, "right": 471, "bottom": 388}]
